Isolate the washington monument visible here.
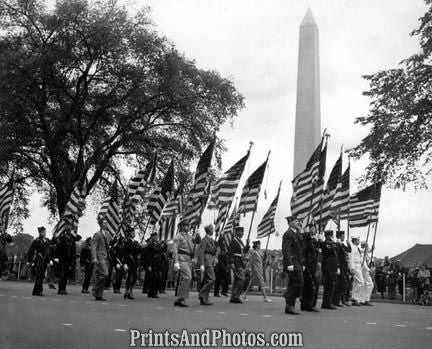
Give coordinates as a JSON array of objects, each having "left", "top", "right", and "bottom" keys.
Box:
[{"left": 293, "top": 8, "right": 321, "bottom": 177}]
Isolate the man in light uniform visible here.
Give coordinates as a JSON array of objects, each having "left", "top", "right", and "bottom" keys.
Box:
[
  {"left": 348, "top": 235, "right": 364, "bottom": 306},
  {"left": 173, "top": 219, "right": 194, "bottom": 307},
  {"left": 197, "top": 224, "right": 218, "bottom": 305},
  {"left": 360, "top": 241, "right": 374, "bottom": 306}
]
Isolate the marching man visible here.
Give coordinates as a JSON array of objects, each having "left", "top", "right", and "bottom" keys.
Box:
[
  {"left": 348, "top": 235, "right": 364, "bottom": 306},
  {"left": 360, "top": 241, "right": 374, "bottom": 306}
]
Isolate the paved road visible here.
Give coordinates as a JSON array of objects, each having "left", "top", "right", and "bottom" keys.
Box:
[{"left": 1, "top": 281, "right": 431, "bottom": 349}]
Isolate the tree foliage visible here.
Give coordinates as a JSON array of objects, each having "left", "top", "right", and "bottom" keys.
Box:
[
  {"left": 350, "top": 0, "right": 432, "bottom": 189},
  {"left": 0, "top": 0, "right": 244, "bottom": 216}
]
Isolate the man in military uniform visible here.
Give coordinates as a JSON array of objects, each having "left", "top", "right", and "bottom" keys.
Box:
[
  {"left": 282, "top": 215, "right": 304, "bottom": 315},
  {"left": 333, "top": 230, "right": 351, "bottom": 306},
  {"left": 111, "top": 235, "right": 125, "bottom": 294},
  {"left": 144, "top": 232, "right": 163, "bottom": 298},
  {"left": 55, "top": 215, "right": 82, "bottom": 295},
  {"left": 80, "top": 237, "right": 93, "bottom": 294},
  {"left": 214, "top": 241, "right": 230, "bottom": 297},
  {"left": 348, "top": 235, "right": 364, "bottom": 306},
  {"left": 301, "top": 224, "right": 319, "bottom": 312},
  {"left": 197, "top": 224, "right": 217, "bottom": 305},
  {"left": 319, "top": 230, "right": 340, "bottom": 309},
  {"left": 123, "top": 227, "right": 140, "bottom": 300},
  {"left": 228, "top": 226, "right": 250, "bottom": 304},
  {"left": 173, "top": 219, "right": 195, "bottom": 307},
  {"left": 27, "top": 227, "right": 50, "bottom": 296},
  {"left": 360, "top": 242, "right": 374, "bottom": 306}
]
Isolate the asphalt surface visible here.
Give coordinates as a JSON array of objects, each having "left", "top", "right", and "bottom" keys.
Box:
[{"left": 1, "top": 281, "right": 431, "bottom": 349}]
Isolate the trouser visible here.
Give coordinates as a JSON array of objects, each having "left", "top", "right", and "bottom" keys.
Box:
[
  {"left": 32, "top": 260, "right": 46, "bottom": 295},
  {"left": 284, "top": 269, "right": 303, "bottom": 307},
  {"left": 93, "top": 261, "right": 108, "bottom": 298},
  {"left": 322, "top": 268, "right": 337, "bottom": 307},
  {"left": 245, "top": 270, "right": 266, "bottom": 298},
  {"left": 214, "top": 265, "right": 230, "bottom": 295},
  {"left": 176, "top": 260, "right": 192, "bottom": 300},
  {"left": 113, "top": 267, "right": 123, "bottom": 291},
  {"left": 58, "top": 262, "right": 69, "bottom": 292},
  {"left": 148, "top": 267, "right": 161, "bottom": 297},
  {"left": 361, "top": 266, "right": 373, "bottom": 302},
  {"left": 160, "top": 269, "right": 168, "bottom": 291},
  {"left": 82, "top": 265, "right": 93, "bottom": 291},
  {"left": 388, "top": 282, "right": 396, "bottom": 299},
  {"left": 105, "top": 261, "right": 113, "bottom": 288},
  {"left": 231, "top": 266, "right": 245, "bottom": 300},
  {"left": 142, "top": 269, "right": 151, "bottom": 293},
  {"left": 125, "top": 264, "right": 137, "bottom": 294},
  {"left": 351, "top": 265, "right": 364, "bottom": 302},
  {"left": 345, "top": 274, "right": 353, "bottom": 302},
  {"left": 333, "top": 268, "right": 349, "bottom": 304},
  {"left": 199, "top": 266, "right": 216, "bottom": 302},
  {"left": 301, "top": 269, "right": 317, "bottom": 309}
]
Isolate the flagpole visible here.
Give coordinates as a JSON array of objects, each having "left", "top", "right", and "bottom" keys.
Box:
[
  {"left": 362, "top": 219, "right": 372, "bottom": 266},
  {"left": 370, "top": 220, "right": 379, "bottom": 261},
  {"left": 139, "top": 218, "right": 152, "bottom": 244}
]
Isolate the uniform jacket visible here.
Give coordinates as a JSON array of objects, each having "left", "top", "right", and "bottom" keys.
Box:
[
  {"left": 122, "top": 238, "right": 140, "bottom": 266},
  {"left": 173, "top": 232, "right": 194, "bottom": 262},
  {"left": 303, "top": 234, "right": 319, "bottom": 273},
  {"left": 348, "top": 245, "right": 363, "bottom": 270},
  {"left": 319, "top": 239, "right": 339, "bottom": 271},
  {"left": 55, "top": 231, "right": 81, "bottom": 264},
  {"left": 79, "top": 243, "right": 92, "bottom": 269},
  {"left": 143, "top": 241, "right": 163, "bottom": 268},
  {"left": 228, "top": 236, "right": 249, "bottom": 268},
  {"left": 197, "top": 235, "right": 217, "bottom": 268},
  {"left": 27, "top": 237, "right": 50, "bottom": 264},
  {"left": 337, "top": 242, "right": 351, "bottom": 270},
  {"left": 282, "top": 228, "right": 304, "bottom": 271}
]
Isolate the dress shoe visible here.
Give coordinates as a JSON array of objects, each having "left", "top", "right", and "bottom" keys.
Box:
[
  {"left": 230, "top": 298, "right": 243, "bottom": 304},
  {"left": 95, "top": 297, "right": 107, "bottom": 301},
  {"left": 48, "top": 284, "right": 56, "bottom": 290},
  {"left": 304, "top": 307, "right": 319, "bottom": 312},
  {"left": 214, "top": 294, "right": 221, "bottom": 297},
  {"left": 58, "top": 291, "right": 68, "bottom": 295},
  {"left": 335, "top": 302, "right": 344, "bottom": 307},
  {"left": 285, "top": 306, "right": 299, "bottom": 315},
  {"left": 351, "top": 301, "right": 361, "bottom": 306},
  {"left": 200, "top": 300, "right": 213, "bottom": 306},
  {"left": 343, "top": 302, "right": 351, "bottom": 306},
  {"left": 363, "top": 301, "right": 373, "bottom": 306},
  {"left": 322, "top": 305, "right": 337, "bottom": 310},
  {"left": 32, "top": 292, "right": 44, "bottom": 297},
  {"left": 81, "top": 290, "right": 90, "bottom": 294},
  {"left": 113, "top": 289, "right": 121, "bottom": 294},
  {"left": 127, "top": 294, "right": 135, "bottom": 300},
  {"left": 264, "top": 298, "right": 272, "bottom": 303},
  {"left": 221, "top": 293, "right": 229, "bottom": 297},
  {"left": 174, "top": 299, "right": 188, "bottom": 307}
]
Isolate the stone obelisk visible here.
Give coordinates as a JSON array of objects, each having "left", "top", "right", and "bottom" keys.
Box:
[{"left": 293, "top": 8, "right": 321, "bottom": 177}]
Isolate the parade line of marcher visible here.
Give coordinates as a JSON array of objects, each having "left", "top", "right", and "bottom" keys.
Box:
[{"left": 1, "top": 132, "right": 387, "bottom": 313}]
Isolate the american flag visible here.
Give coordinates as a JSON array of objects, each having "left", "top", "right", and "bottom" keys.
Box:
[
  {"left": 213, "top": 151, "right": 250, "bottom": 207},
  {"left": 238, "top": 155, "right": 268, "bottom": 214},
  {"left": 257, "top": 182, "right": 281, "bottom": 239},
  {"left": 346, "top": 183, "right": 382, "bottom": 227},
  {"left": 52, "top": 178, "right": 87, "bottom": 238},
  {"left": 214, "top": 204, "right": 230, "bottom": 237},
  {"left": 220, "top": 205, "right": 240, "bottom": 249},
  {"left": 314, "top": 153, "right": 342, "bottom": 227},
  {"left": 161, "top": 183, "right": 184, "bottom": 218},
  {"left": 99, "top": 182, "right": 122, "bottom": 238},
  {"left": 159, "top": 215, "right": 177, "bottom": 241},
  {"left": 290, "top": 138, "right": 326, "bottom": 221},
  {"left": 332, "top": 163, "right": 350, "bottom": 218},
  {"left": 147, "top": 161, "right": 175, "bottom": 224},
  {"left": 183, "top": 141, "right": 215, "bottom": 226},
  {"left": 0, "top": 178, "right": 14, "bottom": 231}
]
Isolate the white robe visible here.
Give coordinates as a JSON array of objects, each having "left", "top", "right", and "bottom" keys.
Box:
[{"left": 348, "top": 245, "right": 364, "bottom": 302}]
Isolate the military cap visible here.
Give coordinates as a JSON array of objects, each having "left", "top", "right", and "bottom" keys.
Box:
[
  {"left": 204, "top": 224, "right": 213, "bottom": 234},
  {"left": 235, "top": 226, "right": 244, "bottom": 232},
  {"left": 336, "top": 230, "right": 345, "bottom": 238},
  {"left": 37, "top": 226, "right": 46, "bottom": 233},
  {"left": 252, "top": 240, "right": 261, "bottom": 247},
  {"left": 351, "top": 235, "right": 360, "bottom": 240},
  {"left": 324, "top": 230, "right": 334, "bottom": 236}
]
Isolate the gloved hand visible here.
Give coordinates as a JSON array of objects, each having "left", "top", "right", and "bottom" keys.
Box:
[
  {"left": 200, "top": 265, "right": 205, "bottom": 273},
  {"left": 287, "top": 265, "right": 294, "bottom": 272},
  {"left": 124, "top": 264, "right": 128, "bottom": 271},
  {"left": 53, "top": 258, "right": 59, "bottom": 263},
  {"left": 92, "top": 259, "right": 98, "bottom": 265},
  {"left": 49, "top": 260, "right": 54, "bottom": 266},
  {"left": 116, "top": 264, "right": 121, "bottom": 270},
  {"left": 336, "top": 268, "right": 340, "bottom": 275},
  {"left": 26, "top": 262, "right": 31, "bottom": 266},
  {"left": 148, "top": 266, "right": 152, "bottom": 272},
  {"left": 302, "top": 266, "right": 305, "bottom": 271},
  {"left": 174, "top": 262, "right": 180, "bottom": 271}
]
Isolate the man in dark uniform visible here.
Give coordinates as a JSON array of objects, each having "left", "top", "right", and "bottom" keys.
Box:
[
  {"left": 27, "top": 227, "right": 50, "bottom": 296},
  {"left": 159, "top": 242, "right": 169, "bottom": 294},
  {"left": 301, "top": 223, "right": 319, "bottom": 312},
  {"left": 111, "top": 235, "right": 125, "bottom": 294},
  {"left": 320, "top": 230, "right": 340, "bottom": 309},
  {"left": 123, "top": 227, "right": 140, "bottom": 299},
  {"left": 228, "top": 226, "right": 250, "bottom": 304},
  {"left": 80, "top": 237, "right": 93, "bottom": 293},
  {"left": 145, "top": 232, "right": 163, "bottom": 298},
  {"left": 282, "top": 215, "right": 304, "bottom": 315},
  {"left": 214, "top": 241, "right": 230, "bottom": 297},
  {"left": 333, "top": 230, "right": 351, "bottom": 306},
  {"left": 197, "top": 224, "right": 218, "bottom": 305},
  {"left": 55, "top": 216, "right": 82, "bottom": 295}
]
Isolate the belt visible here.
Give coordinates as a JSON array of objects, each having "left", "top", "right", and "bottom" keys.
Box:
[
  {"left": 234, "top": 253, "right": 243, "bottom": 257},
  {"left": 205, "top": 252, "right": 215, "bottom": 255},
  {"left": 178, "top": 251, "right": 192, "bottom": 256}
]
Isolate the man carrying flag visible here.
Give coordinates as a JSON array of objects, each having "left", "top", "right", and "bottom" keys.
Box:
[{"left": 228, "top": 226, "right": 250, "bottom": 304}]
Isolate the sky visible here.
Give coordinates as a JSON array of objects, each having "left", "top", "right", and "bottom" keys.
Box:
[{"left": 21, "top": 0, "right": 432, "bottom": 259}]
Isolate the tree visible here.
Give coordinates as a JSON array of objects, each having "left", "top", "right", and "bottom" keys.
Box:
[
  {"left": 0, "top": 0, "right": 244, "bottom": 217},
  {"left": 350, "top": 0, "right": 432, "bottom": 189}
]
